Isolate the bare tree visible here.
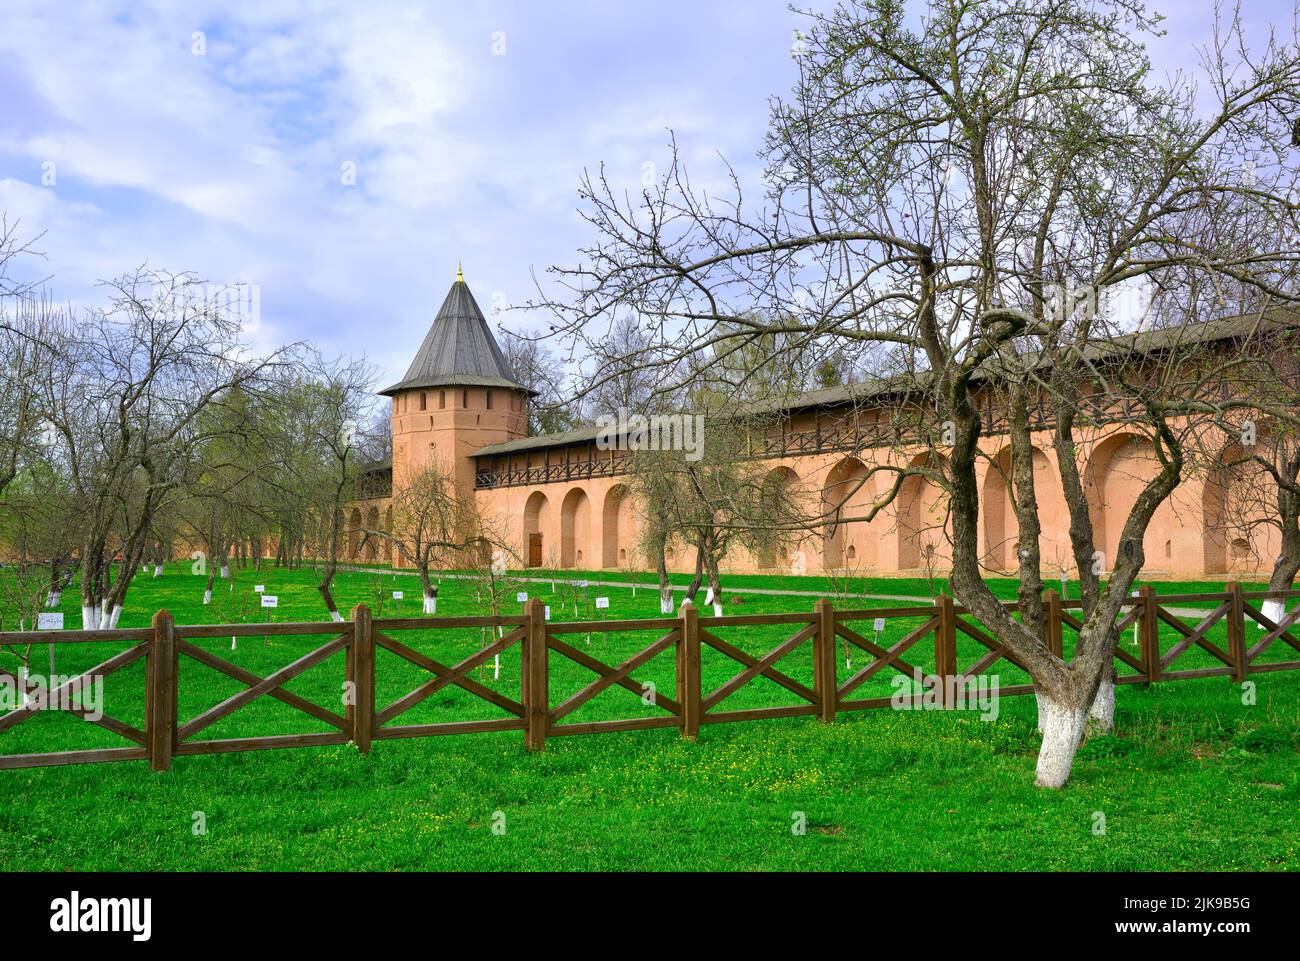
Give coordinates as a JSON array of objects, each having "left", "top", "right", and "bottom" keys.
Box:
[
  {"left": 628, "top": 409, "right": 804, "bottom": 617},
  {"left": 0, "top": 294, "right": 63, "bottom": 498},
  {"left": 538, "top": 0, "right": 1300, "bottom": 786},
  {"left": 371, "top": 459, "right": 504, "bottom": 613},
  {"left": 43, "top": 268, "right": 280, "bottom": 628},
  {"left": 292, "top": 353, "right": 378, "bottom": 621}
]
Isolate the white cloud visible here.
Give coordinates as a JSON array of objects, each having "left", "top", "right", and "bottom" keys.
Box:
[{"left": 0, "top": 0, "right": 803, "bottom": 386}]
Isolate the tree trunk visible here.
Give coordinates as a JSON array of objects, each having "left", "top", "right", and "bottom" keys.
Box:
[
  {"left": 684, "top": 545, "right": 705, "bottom": 603},
  {"left": 46, "top": 559, "right": 64, "bottom": 608},
  {"left": 1035, "top": 684, "right": 1089, "bottom": 788},
  {"left": 1262, "top": 517, "right": 1300, "bottom": 625},
  {"left": 703, "top": 547, "right": 724, "bottom": 618},
  {"left": 655, "top": 538, "right": 673, "bottom": 614},
  {"left": 318, "top": 563, "right": 342, "bottom": 621},
  {"left": 419, "top": 564, "right": 438, "bottom": 613},
  {"left": 1087, "top": 661, "right": 1117, "bottom": 735}
]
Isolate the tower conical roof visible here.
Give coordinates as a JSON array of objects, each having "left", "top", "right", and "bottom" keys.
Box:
[{"left": 380, "top": 274, "right": 529, "bottom": 396}]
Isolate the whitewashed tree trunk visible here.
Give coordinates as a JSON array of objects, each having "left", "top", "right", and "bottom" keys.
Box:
[
  {"left": 105, "top": 606, "right": 123, "bottom": 629},
  {"left": 704, "top": 587, "right": 715, "bottom": 605},
  {"left": 203, "top": 590, "right": 212, "bottom": 605},
  {"left": 153, "top": 564, "right": 164, "bottom": 577},
  {"left": 47, "top": 592, "right": 61, "bottom": 608},
  {"left": 330, "top": 610, "right": 343, "bottom": 623},
  {"left": 1261, "top": 598, "right": 1285, "bottom": 629},
  {"left": 660, "top": 594, "right": 674, "bottom": 614},
  {"left": 423, "top": 594, "right": 437, "bottom": 614},
  {"left": 712, "top": 602, "right": 723, "bottom": 618},
  {"left": 1087, "top": 677, "right": 1115, "bottom": 735},
  {"left": 1035, "top": 696, "right": 1088, "bottom": 788},
  {"left": 81, "top": 605, "right": 98, "bottom": 630}
]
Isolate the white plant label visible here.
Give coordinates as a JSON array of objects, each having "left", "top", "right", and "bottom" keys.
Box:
[
  {"left": 261, "top": 595, "right": 278, "bottom": 609},
  {"left": 37, "top": 613, "right": 64, "bottom": 630},
  {"left": 254, "top": 585, "right": 265, "bottom": 594},
  {"left": 392, "top": 591, "right": 404, "bottom": 600},
  {"left": 516, "top": 592, "right": 528, "bottom": 603},
  {"left": 595, "top": 597, "right": 609, "bottom": 609},
  {"left": 873, "top": 617, "right": 886, "bottom": 633},
  {"left": 544, "top": 606, "right": 551, "bottom": 621}
]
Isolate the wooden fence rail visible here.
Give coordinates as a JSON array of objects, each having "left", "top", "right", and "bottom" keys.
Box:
[{"left": 2, "top": 583, "right": 1298, "bottom": 771}]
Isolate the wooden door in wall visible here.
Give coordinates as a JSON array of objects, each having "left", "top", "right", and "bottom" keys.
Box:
[{"left": 528, "top": 532, "right": 543, "bottom": 568}]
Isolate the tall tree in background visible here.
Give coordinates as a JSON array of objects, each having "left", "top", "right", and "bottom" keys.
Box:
[{"left": 501, "top": 333, "right": 579, "bottom": 435}]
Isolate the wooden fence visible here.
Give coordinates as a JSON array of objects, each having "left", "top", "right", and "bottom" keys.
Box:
[{"left": 2, "top": 583, "right": 1298, "bottom": 770}]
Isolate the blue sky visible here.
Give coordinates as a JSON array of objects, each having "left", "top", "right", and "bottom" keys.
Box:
[{"left": 0, "top": 1, "right": 1291, "bottom": 388}]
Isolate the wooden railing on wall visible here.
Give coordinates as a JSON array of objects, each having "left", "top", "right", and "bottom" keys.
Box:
[{"left": 2, "top": 584, "right": 1298, "bottom": 771}]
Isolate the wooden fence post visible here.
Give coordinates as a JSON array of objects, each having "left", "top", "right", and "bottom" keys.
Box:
[
  {"left": 146, "top": 609, "right": 177, "bottom": 772},
  {"left": 935, "top": 594, "right": 957, "bottom": 708},
  {"left": 524, "top": 598, "right": 549, "bottom": 750},
  {"left": 1226, "top": 582, "right": 1247, "bottom": 683},
  {"left": 678, "top": 600, "right": 701, "bottom": 739},
  {"left": 813, "top": 599, "right": 837, "bottom": 722},
  {"left": 1043, "top": 589, "right": 1063, "bottom": 658},
  {"left": 349, "top": 603, "right": 374, "bottom": 754},
  {"left": 1139, "top": 585, "right": 1160, "bottom": 684}
]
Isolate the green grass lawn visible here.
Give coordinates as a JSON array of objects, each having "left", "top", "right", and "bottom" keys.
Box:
[{"left": 0, "top": 561, "right": 1295, "bottom": 871}]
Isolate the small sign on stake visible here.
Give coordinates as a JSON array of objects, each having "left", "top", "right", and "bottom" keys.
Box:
[
  {"left": 39, "top": 612, "right": 63, "bottom": 677},
  {"left": 261, "top": 594, "right": 278, "bottom": 648},
  {"left": 595, "top": 597, "right": 609, "bottom": 610},
  {"left": 254, "top": 585, "right": 265, "bottom": 594},
  {"left": 516, "top": 591, "right": 529, "bottom": 604}
]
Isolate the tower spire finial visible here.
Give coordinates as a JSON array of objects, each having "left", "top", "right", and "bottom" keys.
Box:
[{"left": 456, "top": 262, "right": 464, "bottom": 283}]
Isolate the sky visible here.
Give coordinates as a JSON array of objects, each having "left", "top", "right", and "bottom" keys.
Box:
[{"left": 0, "top": 0, "right": 1293, "bottom": 390}]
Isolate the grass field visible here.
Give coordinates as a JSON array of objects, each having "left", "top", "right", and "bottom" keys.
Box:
[{"left": 0, "top": 561, "right": 1296, "bottom": 871}]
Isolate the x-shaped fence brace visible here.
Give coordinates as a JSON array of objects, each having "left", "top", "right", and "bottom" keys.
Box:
[
  {"left": 546, "top": 630, "right": 681, "bottom": 721},
  {"left": 374, "top": 627, "right": 526, "bottom": 726},
  {"left": 953, "top": 617, "right": 1032, "bottom": 677},
  {"left": 0, "top": 643, "right": 147, "bottom": 745},
  {"left": 1242, "top": 603, "right": 1300, "bottom": 662},
  {"left": 699, "top": 623, "right": 818, "bottom": 714},
  {"left": 834, "top": 615, "right": 936, "bottom": 701},
  {"left": 177, "top": 634, "right": 349, "bottom": 742},
  {"left": 1154, "top": 602, "right": 1233, "bottom": 671}
]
